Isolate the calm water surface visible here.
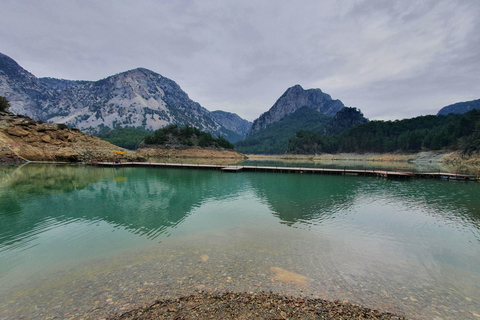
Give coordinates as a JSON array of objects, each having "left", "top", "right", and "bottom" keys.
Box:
[{"left": 1, "top": 164, "right": 480, "bottom": 319}]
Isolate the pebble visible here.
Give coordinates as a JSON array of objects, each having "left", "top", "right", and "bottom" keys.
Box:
[{"left": 198, "top": 254, "right": 209, "bottom": 262}]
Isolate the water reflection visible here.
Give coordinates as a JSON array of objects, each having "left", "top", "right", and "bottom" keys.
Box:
[
  {"left": 1, "top": 164, "right": 480, "bottom": 319},
  {"left": 248, "top": 172, "right": 358, "bottom": 224},
  {"left": 1, "top": 164, "right": 480, "bottom": 250},
  {"left": 0, "top": 165, "right": 251, "bottom": 252}
]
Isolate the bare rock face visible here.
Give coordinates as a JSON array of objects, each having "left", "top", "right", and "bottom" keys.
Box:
[
  {"left": 0, "top": 111, "right": 139, "bottom": 162},
  {"left": 246, "top": 85, "right": 344, "bottom": 137}
]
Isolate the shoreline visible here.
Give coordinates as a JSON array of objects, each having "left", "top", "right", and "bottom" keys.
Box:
[
  {"left": 246, "top": 152, "right": 433, "bottom": 163},
  {"left": 110, "top": 291, "right": 406, "bottom": 320}
]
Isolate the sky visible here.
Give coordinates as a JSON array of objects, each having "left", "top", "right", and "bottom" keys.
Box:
[{"left": 1, "top": 0, "right": 479, "bottom": 122}]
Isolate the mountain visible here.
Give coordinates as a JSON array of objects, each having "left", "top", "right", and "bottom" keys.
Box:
[
  {"left": 246, "top": 84, "right": 344, "bottom": 137},
  {"left": 237, "top": 84, "right": 348, "bottom": 154},
  {"left": 0, "top": 52, "right": 248, "bottom": 142},
  {"left": 210, "top": 110, "right": 252, "bottom": 143},
  {"left": 437, "top": 99, "right": 480, "bottom": 116},
  {"left": 0, "top": 52, "right": 56, "bottom": 118}
]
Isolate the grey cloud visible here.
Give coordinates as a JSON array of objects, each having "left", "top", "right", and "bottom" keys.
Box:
[{"left": 0, "top": 0, "right": 479, "bottom": 121}]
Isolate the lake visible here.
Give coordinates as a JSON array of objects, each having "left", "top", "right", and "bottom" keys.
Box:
[{"left": 1, "top": 163, "right": 479, "bottom": 319}]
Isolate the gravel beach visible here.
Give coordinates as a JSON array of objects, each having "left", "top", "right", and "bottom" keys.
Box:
[{"left": 111, "top": 292, "right": 406, "bottom": 319}]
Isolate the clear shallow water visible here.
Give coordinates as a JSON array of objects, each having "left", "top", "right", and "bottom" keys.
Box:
[{"left": 0, "top": 164, "right": 480, "bottom": 319}]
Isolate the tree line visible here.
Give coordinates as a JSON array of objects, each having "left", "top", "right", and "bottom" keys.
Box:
[
  {"left": 144, "top": 124, "right": 234, "bottom": 149},
  {"left": 288, "top": 110, "right": 480, "bottom": 154}
]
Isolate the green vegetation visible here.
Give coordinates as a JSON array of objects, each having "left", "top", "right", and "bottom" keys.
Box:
[
  {"left": 287, "top": 110, "right": 480, "bottom": 154},
  {"left": 144, "top": 124, "right": 234, "bottom": 149},
  {"left": 0, "top": 96, "right": 10, "bottom": 112},
  {"left": 235, "top": 107, "right": 332, "bottom": 154},
  {"left": 96, "top": 127, "right": 152, "bottom": 150}
]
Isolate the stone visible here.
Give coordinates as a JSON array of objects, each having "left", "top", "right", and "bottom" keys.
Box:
[
  {"left": 7, "top": 126, "right": 30, "bottom": 137},
  {"left": 270, "top": 267, "right": 308, "bottom": 286},
  {"left": 41, "top": 135, "right": 52, "bottom": 143}
]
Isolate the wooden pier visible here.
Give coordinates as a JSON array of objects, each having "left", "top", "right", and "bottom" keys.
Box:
[{"left": 91, "top": 161, "right": 479, "bottom": 181}]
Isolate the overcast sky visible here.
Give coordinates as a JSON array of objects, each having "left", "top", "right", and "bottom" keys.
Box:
[{"left": 1, "top": 0, "right": 479, "bottom": 121}]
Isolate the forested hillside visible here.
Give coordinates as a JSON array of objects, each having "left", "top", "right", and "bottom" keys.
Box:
[
  {"left": 144, "top": 124, "right": 234, "bottom": 149},
  {"left": 96, "top": 126, "right": 152, "bottom": 150},
  {"left": 288, "top": 110, "right": 480, "bottom": 154}
]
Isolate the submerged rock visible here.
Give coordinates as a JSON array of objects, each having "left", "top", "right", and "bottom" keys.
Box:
[
  {"left": 198, "top": 254, "right": 209, "bottom": 263},
  {"left": 270, "top": 267, "right": 308, "bottom": 286}
]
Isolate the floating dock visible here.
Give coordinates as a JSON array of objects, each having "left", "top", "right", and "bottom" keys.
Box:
[{"left": 91, "top": 161, "right": 478, "bottom": 181}]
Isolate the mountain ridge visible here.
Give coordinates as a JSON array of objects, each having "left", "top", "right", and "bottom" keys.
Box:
[
  {"left": 0, "top": 52, "right": 250, "bottom": 141},
  {"left": 437, "top": 99, "right": 480, "bottom": 116}
]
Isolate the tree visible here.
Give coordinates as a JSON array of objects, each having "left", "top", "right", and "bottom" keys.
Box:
[{"left": 0, "top": 96, "right": 10, "bottom": 112}]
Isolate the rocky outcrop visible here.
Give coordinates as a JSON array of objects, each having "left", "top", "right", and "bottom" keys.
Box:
[
  {"left": 0, "top": 111, "right": 140, "bottom": 162},
  {"left": 246, "top": 85, "right": 344, "bottom": 137},
  {"left": 437, "top": 98, "right": 480, "bottom": 116},
  {"left": 0, "top": 52, "right": 248, "bottom": 142}
]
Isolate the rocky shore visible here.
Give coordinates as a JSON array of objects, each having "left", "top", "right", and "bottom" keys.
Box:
[
  {"left": 0, "top": 111, "right": 246, "bottom": 163},
  {"left": 111, "top": 292, "right": 405, "bottom": 320},
  {"left": 0, "top": 111, "right": 142, "bottom": 162}
]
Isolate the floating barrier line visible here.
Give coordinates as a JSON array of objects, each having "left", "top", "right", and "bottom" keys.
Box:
[{"left": 90, "top": 161, "right": 478, "bottom": 181}]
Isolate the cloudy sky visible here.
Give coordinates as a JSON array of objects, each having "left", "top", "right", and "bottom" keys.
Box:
[{"left": 1, "top": 0, "right": 479, "bottom": 121}]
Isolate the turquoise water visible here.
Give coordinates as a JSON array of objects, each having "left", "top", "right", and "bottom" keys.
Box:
[{"left": 0, "top": 164, "right": 480, "bottom": 319}]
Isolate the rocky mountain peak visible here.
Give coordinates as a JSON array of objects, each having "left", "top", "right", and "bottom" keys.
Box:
[
  {"left": 246, "top": 85, "right": 344, "bottom": 137},
  {"left": 0, "top": 52, "right": 251, "bottom": 142}
]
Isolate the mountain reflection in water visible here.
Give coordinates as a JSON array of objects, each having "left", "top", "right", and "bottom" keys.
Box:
[{"left": 1, "top": 164, "right": 480, "bottom": 320}]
